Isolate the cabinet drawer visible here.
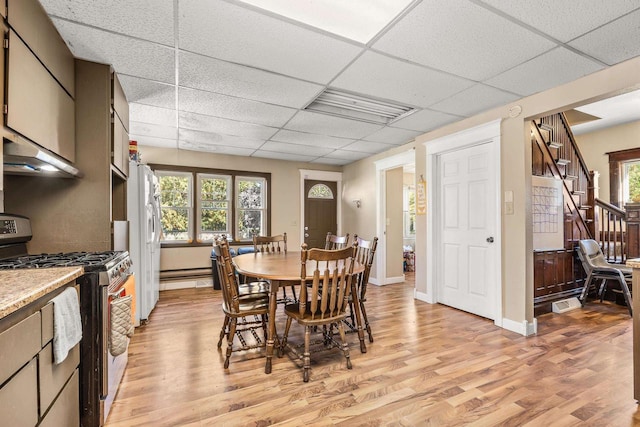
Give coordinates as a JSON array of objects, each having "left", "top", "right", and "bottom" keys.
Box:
[
  {"left": 0, "top": 311, "right": 41, "bottom": 385},
  {"left": 38, "top": 341, "right": 79, "bottom": 416},
  {"left": 0, "top": 358, "right": 38, "bottom": 427},
  {"left": 39, "top": 369, "right": 79, "bottom": 427}
]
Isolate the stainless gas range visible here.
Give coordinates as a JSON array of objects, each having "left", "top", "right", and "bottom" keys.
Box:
[{"left": 0, "top": 214, "right": 134, "bottom": 426}]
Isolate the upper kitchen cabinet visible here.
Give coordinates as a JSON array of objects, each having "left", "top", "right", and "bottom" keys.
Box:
[
  {"left": 6, "top": 0, "right": 74, "bottom": 96},
  {"left": 5, "top": 30, "right": 75, "bottom": 162},
  {"left": 112, "top": 74, "right": 130, "bottom": 178},
  {"left": 3, "top": 0, "right": 75, "bottom": 163}
]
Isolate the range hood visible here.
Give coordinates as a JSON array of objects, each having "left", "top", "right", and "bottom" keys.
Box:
[{"left": 3, "top": 135, "right": 82, "bottom": 178}]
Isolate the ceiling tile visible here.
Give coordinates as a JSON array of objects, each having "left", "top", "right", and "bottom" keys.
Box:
[
  {"left": 40, "top": 0, "right": 174, "bottom": 46},
  {"left": 485, "top": 47, "right": 604, "bottom": 96},
  {"left": 179, "top": 51, "right": 323, "bottom": 108},
  {"left": 51, "top": 18, "right": 174, "bottom": 84},
  {"left": 430, "top": 84, "right": 519, "bottom": 117},
  {"left": 372, "top": 0, "right": 557, "bottom": 81},
  {"left": 361, "top": 126, "right": 421, "bottom": 145},
  {"left": 340, "top": 140, "right": 395, "bottom": 154},
  {"left": 179, "top": 111, "right": 278, "bottom": 140},
  {"left": 311, "top": 157, "right": 352, "bottom": 166},
  {"left": 130, "top": 135, "right": 178, "bottom": 150},
  {"left": 324, "top": 150, "right": 371, "bottom": 161},
  {"left": 252, "top": 150, "right": 318, "bottom": 162},
  {"left": 478, "top": 0, "right": 640, "bottom": 43},
  {"left": 179, "top": 87, "right": 296, "bottom": 128},
  {"left": 119, "top": 75, "right": 175, "bottom": 110},
  {"left": 391, "top": 109, "right": 462, "bottom": 132},
  {"left": 129, "top": 103, "right": 177, "bottom": 128},
  {"left": 178, "top": 0, "right": 362, "bottom": 83},
  {"left": 259, "top": 141, "right": 333, "bottom": 157},
  {"left": 130, "top": 121, "right": 178, "bottom": 140},
  {"left": 333, "top": 51, "right": 474, "bottom": 108},
  {"left": 179, "top": 128, "right": 266, "bottom": 150},
  {"left": 569, "top": 10, "right": 640, "bottom": 65},
  {"left": 178, "top": 141, "right": 256, "bottom": 157},
  {"left": 285, "top": 111, "right": 384, "bottom": 139},
  {"left": 270, "top": 129, "right": 355, "bottom": 149}
]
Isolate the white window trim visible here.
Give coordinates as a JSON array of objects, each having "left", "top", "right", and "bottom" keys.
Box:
[
  {"left": 196, "top": 173, "right": 232, "bottom": 242},
  {"left": 235, "top": 175, "right": 268, "bottom": 241}
]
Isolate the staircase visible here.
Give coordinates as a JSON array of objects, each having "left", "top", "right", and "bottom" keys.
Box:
[{"left": 531, "top": 112, "right": 638, "bottom": 314}]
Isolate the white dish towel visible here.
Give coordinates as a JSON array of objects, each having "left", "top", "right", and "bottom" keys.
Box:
[{"left": 50, "top": 287, "right": 83, "bottom": 364}]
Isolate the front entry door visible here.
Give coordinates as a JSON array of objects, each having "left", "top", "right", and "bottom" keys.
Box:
[
  {"left": 438, "top": 142, "right": 497, "bottom": 319},
  {"left": 304, "top": 180, "right": 337, "bottom": 248}
]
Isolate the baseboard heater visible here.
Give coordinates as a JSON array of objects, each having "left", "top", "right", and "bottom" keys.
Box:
[{"left": 160, "top": 267, "right": 211, "bottom": 281}]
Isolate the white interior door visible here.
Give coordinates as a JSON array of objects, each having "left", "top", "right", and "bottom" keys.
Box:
[{"left": 438, "top": 142, "right": 497, "bottom": 319}]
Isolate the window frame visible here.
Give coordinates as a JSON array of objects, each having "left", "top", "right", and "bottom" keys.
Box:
[
  {"left": 607, "top": 147, "right": 640, "bottom": 207},
  {"left": 197, "top": 173, "right": 232, "bottom": 242},
  {"left": 235, "top": 175, "right": 268, "bottom": 241},
  {"left": 150, "top": 164, "right": 271, "bottom": 247}
]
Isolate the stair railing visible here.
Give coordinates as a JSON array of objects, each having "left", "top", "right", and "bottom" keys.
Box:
[{"left": 594, "top": 198, "right": 627, "bottom": 263}]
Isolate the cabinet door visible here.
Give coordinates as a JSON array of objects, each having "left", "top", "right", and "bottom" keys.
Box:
[
  {"left": 0, "top": 359, "right": 38, "bottom": 427},
  {"left": 6, "top": 30, "right": 75, "bottom": 162},
  {"left": 113, "top": 114, "right": 129, "bottom": 177}
]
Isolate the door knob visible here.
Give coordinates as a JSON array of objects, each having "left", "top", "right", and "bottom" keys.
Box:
[
  {"left": 486, "top": 237, "right": 494, "bottom": 243},
  {"left": 304, "top": 233, "right": 309, "bottom": 238},
  {"left": 304, "top": 226, "right": 308, "bottom": 231}
]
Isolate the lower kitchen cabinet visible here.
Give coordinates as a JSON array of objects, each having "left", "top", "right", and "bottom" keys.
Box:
[{"left": 0, "top": 284, "right": 80, "bottom": 426}]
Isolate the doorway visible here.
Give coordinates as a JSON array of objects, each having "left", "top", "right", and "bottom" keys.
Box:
[
  {"left": 299, "top": 169, "right": 342, "bottom": 249},
  {"left": 426, "top": 120, "right": 502, "bottom": 324},
  {"left": 303, "top": 179, "right": 337, "bottom": 248}
]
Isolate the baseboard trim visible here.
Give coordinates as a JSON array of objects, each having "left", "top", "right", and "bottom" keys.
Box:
[
  {"left": 414, "top": 289, "right": 429, "bottom": 303},
  {"left": 502, "top": 317, "right": 537, "bottom": 336},
  {"left": 369, "top": 275, "right": 405, "bottom": 286}
]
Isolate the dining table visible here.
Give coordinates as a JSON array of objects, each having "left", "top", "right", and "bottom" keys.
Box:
[{"left": 233, "top": 250, "right": 366, "bottom": 374}]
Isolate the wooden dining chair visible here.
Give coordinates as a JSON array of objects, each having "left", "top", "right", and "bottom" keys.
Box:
[
  {"left": 280, "top": 242, "right": 358, "bottom": 382},
  {"left": 325, "top": 232, "right": 350, "bottom": 250},
  {"left": 214, "top": 237, "right": 269, "bottom": 368},
  {"left": 253, "top": 233, "right": 297, "bottom": 304},
  {"left": 346, "top": 235, "right": 378, "bottom": 344}
]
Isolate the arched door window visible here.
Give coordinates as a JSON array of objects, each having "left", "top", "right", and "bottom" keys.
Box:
[{"left": 308, "top": 183, "right": 334, "bottom": 199}]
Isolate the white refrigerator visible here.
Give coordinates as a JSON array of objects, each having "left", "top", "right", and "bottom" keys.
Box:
[{"left": 128, "top": 161, "right": 161, "bottom": 325}]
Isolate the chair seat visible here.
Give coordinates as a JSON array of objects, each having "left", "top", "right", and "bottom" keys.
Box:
[
  {"left": 239, "top": 280, "right": 269, "bottom": 296},
  {"left": 223, "top": 296, "right": 269, "bottom": 316},
  {"left": 284, "top": 303, "right": 347, "bottom": 325}
]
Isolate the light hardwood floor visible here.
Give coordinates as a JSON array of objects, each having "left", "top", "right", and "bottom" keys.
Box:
[{"left": 106, "top": 278, "right": 640, "bottom": 426}]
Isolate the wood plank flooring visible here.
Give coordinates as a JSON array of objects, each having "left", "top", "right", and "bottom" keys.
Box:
[{"left": 106, "top": 279, "right": 640, "bottom": 426}]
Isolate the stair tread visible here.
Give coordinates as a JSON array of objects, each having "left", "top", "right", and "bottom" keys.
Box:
[
  {"left": 556, "top": 158, "right": 571, "bottom": 166},
  {"left": 572, "top": 190, "right": 586, "bottom": 195},
  {"left": 564, "top": 174, "right": 578, "bottom": 180}
]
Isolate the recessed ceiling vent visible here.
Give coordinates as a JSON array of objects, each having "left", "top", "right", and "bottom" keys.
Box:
[{"left": 305, "top": 89, "right": 417, "bottom": 125}]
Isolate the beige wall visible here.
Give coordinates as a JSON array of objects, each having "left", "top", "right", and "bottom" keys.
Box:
[
  {"left": 575, "top": 120, "right": 640, "bottom": 203},
  {"left": 139, "top": 146, "right": 341, "bottom": 272},
  {"left": 385, "top": 167, "right": 404, "bottom": 278},
  {"left": 343, "top": 56, "right": 640, "bottom": 330}
]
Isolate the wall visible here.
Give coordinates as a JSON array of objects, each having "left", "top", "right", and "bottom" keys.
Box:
[
  {"left": 139, "top": 146, "right": 341, "bottom": 273},
  {"left": 575, "top": 120, "right": 640, "bottom": 202},
  {"left": 342, "top": 56, "right": 640, "bottom": 332},
  {"left": 385, "top": 167, "right": 404, "bottom": 279}
]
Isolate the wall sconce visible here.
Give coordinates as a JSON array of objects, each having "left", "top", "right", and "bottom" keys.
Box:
[{"left": 353, "top": 199, "right": 361, "bottom": 208}]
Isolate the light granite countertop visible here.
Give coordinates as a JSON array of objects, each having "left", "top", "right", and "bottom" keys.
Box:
[
  {"left": 0, "top": 267, "right": 84, "bottom": 319},
  {"left": 627, "top": 259, "right": 640, "bottom": 269}
]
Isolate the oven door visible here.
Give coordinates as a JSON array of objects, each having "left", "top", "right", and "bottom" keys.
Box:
[{"left": 102, "top": 273, "right": 135, "bottom": 424}]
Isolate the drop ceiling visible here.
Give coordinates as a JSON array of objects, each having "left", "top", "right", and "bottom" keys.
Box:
[{"left": 38, "top": 0, "right": 640, "bottom": 166}]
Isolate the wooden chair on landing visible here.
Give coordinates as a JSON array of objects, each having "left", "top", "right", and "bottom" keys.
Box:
[
  {"left": 213, "top": 237, "right": 269, "bottom": 368},
  {"left": 280, "top": 242, "right": 358, "bottom": 382},
  {"left": 325, "top": 232, "right": 350, "bottom": 250},
  {"left": 344, "top": 235, "right": 378, "bottom": 347},
  {"left": 253, "top": 233, "right": 297, "bottom": 303}
]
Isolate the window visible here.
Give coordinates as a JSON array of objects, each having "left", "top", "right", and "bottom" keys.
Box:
[
  {"left": 623, "top": 160, "right": 640, "bottom": 203},
  {"left": 153, "top": 165, "right": 270, "bottom": 245},
  {"left": 308, "top": 183, "right": 334, "bottom": 199},
  {"left": 236, "top": 177, "right": 267, "bottom": 240},
  {"left": 157, "top": 171, "right": 193, "bottom": 242}
]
